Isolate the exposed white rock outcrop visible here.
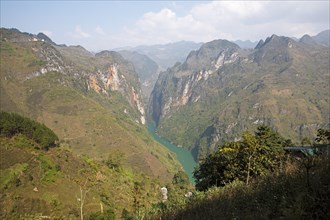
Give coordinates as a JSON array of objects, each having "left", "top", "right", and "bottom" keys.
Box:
[
  {"left": 215, "top": 52, "right": 225, "bottom": 69},
  {"left": 131, "top": 87, "right": 146, "bottom": 124},
  {"left": 106, "top": 64, "right": 120, "bottom": 91},
  {"left": 161, "top": 187, "right": 168, "bottom": 201}
]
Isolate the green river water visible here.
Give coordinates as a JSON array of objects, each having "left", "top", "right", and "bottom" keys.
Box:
[{"left": 148, "top": 124, "right": 197, "bottom": 184}]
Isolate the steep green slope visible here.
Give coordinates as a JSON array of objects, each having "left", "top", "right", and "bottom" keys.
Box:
[
  {"left": 0, "top": 28, "right": 182, "bottom": 181},
  {"left": 0, "top": 134, "right": 166, "bottom": 219},
  {"left": 149, "top": 34, "right": 330, "bottom": 159}
]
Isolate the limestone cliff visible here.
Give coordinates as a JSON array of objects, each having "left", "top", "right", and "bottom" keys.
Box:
[{"left": 149, "top": 36, "right": 330, "bottom": 159}]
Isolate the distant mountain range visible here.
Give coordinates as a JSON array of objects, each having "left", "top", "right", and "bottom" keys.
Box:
[
  {"left": 149, "top": 30, "right": 329, "bottom": 159},
  {"left": 114, "top": 41, "right": 203, "bottom": 70},
  {"left": 232, "top": 40, "right": 258, "bottom": 48}
]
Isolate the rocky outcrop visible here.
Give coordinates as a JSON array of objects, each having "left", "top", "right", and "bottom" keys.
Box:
[
  {"left": 150, "top": 35, "right": 330, "bottom": 159},
  {"left": 0, "top": 28, "right": 146, "bottom": 125},
  {"left": 118, "top": 50, "right": 160, "bottom": 103},
  {"left": 86, "top": 62, "right": 146, "bottom": 124},
  {"left": 150, "top": 40, "right": 241, "bottom": 125}
]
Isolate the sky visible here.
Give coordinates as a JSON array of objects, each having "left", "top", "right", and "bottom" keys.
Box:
[{"left": 1, "top": 1, "right": 329, "bottom": 51}]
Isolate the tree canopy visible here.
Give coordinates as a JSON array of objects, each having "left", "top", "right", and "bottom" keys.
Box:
[
  {"left": 194, "top": 125, "right": 290, "bottom": 191},
  {"left": 0, "top": 111, "right": 59, "bottom": 150}
]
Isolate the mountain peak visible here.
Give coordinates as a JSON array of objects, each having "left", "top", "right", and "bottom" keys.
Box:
[
  {"left": 299, "top": 34, "right": 317, "bottom": 45},
  {"left": 255, "top": 39, "right": 265, "bottom": 49},
  {"left": 313, "top": 29, "right": 330, "bottom": 46},
  {"left": 257, "top": 34, "right": 295, "bottom": 50},
  {"left": 195, "top": 39, "right": 239, "bottom": 59},
  {"left": 37, "top": 32, "right": 56, "bottom": 45}
]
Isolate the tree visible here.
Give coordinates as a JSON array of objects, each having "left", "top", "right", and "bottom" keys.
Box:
[
  {"left": 254, "top": 125, "right": 287, "bottom": 172},
  {"left": 301, "top": 137, "right": 311, "bottom": 146},
  {"left": 0, "top": 111, "right": 58, "bottom": 150},
  {"left": 77, "top": 180, "right": 90, "bottom": 220},
  {"left": 315, "top": 128, "right": 330, "bottom": 144},
  {"left": 194, "top": 141, "right": 241, "bottom": 191},
  {"left": 240, "top": 131, "right": 259, "bottom": 185},
  {"left": 194, "top": 126, "right": 288, "bottom": 191}
]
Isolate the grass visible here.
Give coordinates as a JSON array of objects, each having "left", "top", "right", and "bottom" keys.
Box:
[
  {"left": 37, "top": 153, "right": 61, "bottom": 184},
  {"left": 1, "top": 61, "right": 182, "bottom": 182},
  {"left": 154, "top": 156, "right": 330, "bottom": 219},
  {"left": 0, "top": 162, "right": 28, "bottom": 190},
  {"left": 0, "top": 41, "right": 42, "bottom": 78},
  {"left": 0, "top": 30, "right": 184, "bottom": 217},
  {"left": 0, "top": 136, "right": 174, "bottom": 219}
]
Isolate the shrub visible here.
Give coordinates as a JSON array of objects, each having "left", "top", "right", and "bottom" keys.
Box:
[{"left": 0, "top": 111, "right": 58, "bottom": 150}]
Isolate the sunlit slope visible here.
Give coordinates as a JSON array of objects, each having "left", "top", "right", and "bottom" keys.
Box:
[
  {"left": 0, "top": 28, "right": 182, "bottom": 180},
  {"left": 150, "top": 35, "right": 330, "bottom": 159}
]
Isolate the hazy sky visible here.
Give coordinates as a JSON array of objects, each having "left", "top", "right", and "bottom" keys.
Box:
[{"left": 1, "top": 1, "right": 329, "bottom": 51}]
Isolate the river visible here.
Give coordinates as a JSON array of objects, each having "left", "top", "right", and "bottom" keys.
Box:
[{"left": 148, "top": 124, "right": 197, "bottom": 184}]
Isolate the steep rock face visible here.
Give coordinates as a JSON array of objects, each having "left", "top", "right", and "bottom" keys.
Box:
[
  {"left": 149, "top": 35, "right": 330, "bottom": 159},
  {"left": 118, "top": 50, "right": 160, "bottom": 103},
  {"left": 1, "top": 28, "right": 146, "bottom": 124},
  {"left": 150, "top": 40, "right": 242, "bottom": 125},
  {"left": 57, "top": 48, "right": 147, "bottom": 124}
]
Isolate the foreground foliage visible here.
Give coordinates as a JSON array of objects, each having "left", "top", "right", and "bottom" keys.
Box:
[
  {"left": 156, "top": 156, "right": 329, "bottom": 219},
  {"left": 152, "top": 127, "right": 330, "bottom": 219},
  {"left": 194, "top": 126, "right": 290, "bottom": 191}
]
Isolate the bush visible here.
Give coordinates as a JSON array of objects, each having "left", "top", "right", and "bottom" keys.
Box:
[{"left": 0, "top": 111, "right": 58, "bottom": 150}]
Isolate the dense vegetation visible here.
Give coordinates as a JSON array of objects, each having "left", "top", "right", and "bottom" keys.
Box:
[
  {"left": 0, "top": 111, "right": 58, "bottom": 149},
  {"left": 152, "top": 127, "right": 330, "bottom": 219},
  {"left": 194, "top": 126, "right": 291, "bottom": 191}
]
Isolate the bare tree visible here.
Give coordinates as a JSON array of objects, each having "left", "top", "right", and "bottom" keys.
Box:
[{"left": 77, "top": 179, "right": 90, "bottom": 220}]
